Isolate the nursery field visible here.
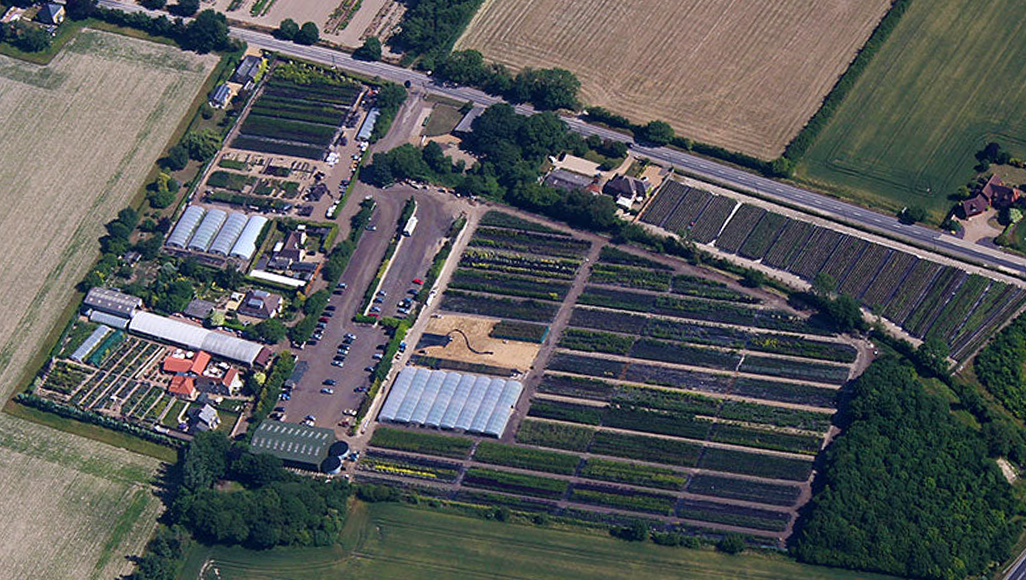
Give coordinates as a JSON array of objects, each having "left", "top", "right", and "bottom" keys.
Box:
[
  {"left": 454, "top": 0, "right": 890, "bottom": 158},
  {"left": 0, "top": 30, "right": 216, "bottom": 402},
  {"left": 641, "top": 180, "right": 1026, "bottom": 359},
  {"left": 0, "top": 414, "right": 161, "bottom": 580}
]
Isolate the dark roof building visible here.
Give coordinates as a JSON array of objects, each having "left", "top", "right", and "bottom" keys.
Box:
[
  {"left": 981, "top": 174, "right": 1021, "bottom": 208},
  {"left": 544, "top": 169, "right": 595, "bottom": 192},
  {"left": 454, "top": 106, "right": 484, "bottom": 134},
  {"left": 237, "top": 289, "right": 282, "bottom": 319},
  {"left": 603, "top": 175, "right": 649, "bottom": 198},
  {"left": 84, "top": 287, "right": 142, "bottom": 318},
  {"left": 209, "top": 84, "right": 231, "bottom": 109},
  {"left": 230, "top": 55, "right": 263, "bottom": 85},
  {"left": 250, "top": 420, "right": 335, "bottom": 471},
  {"left": 183, "top": 299, "right": 216, "bottom": 321},
  {"left": 37, "top": 3, "right": 64, "bottom": 25},
  {"left": 962, "top": 194, "right": 989, "bottom": 218}
]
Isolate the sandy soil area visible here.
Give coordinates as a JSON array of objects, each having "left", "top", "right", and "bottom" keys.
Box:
[{"left": 420, "top": 315, "right": 542, "bottom": 372}]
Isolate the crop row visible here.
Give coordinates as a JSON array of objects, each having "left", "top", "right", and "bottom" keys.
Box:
[
  {"left": 709, "top": 422, "right": 822, "bottom": 455},
  {"left": 537, "top": 374, "right": 618, "bottom": 400},
  {"left": 686, "top": 473, "right": 801, "bottom": 507},
  {"left": 249, "top": 96, "right": 345, "bottom": 126},
  {"left": 671, "top": 275, "right": 760, "bottom": 303},
  {"left": 739, "top": 355, "right": 850, "bottom": 385},
  {"left": 737, "top": 212, "right": 788, "bottom": 260},
  {"left": 818, "top": 235, "right": 868, "bottom": 284},
  {"left": 903, "top": 268, "right": 964, "bottom": 335},
  {"left": 489, "top": 320, "right": 549, "bottom": 343},
  {"left": 570, "top": 483, "right": 677, "bottom": 515},
  {"left": 589, "top": 263, "right": 671, "bottom": 291},
  {"left": 605, "top": 405, "right": 713, "bottom": 440},
  {"left": 359, "top": 451, "right": 462, "bottom": 482},
  {"left": 368, "top": 426, "right": 474, "bottom": 459},
  {"left": 597, "top": 246, "right": 672, "bottom": 270},
  {"left": 719, "top": 399, "right": 832, "bottom": 431},
  {"left": 677, "top": 498, "right": 789, "bottom": 532},
  {"left": 579, "top": 458, "right": 686, "bottom": 490},
  {"left": 449, "top": 268, "right": 570, "bottom": 301},
  {"left": 527, "top": 399, "right": 604, "bottom": 425},
  {"left": 861, "top": 251, "right": 916, "bottom": 309},
  {"left": 838, "top": 243, "right": 889, "bottom": 298},
  {"left": 882, "top": 259, "right": 941, "bottom": 323},
  {"left": 459, "top": 249, "right": 580, "bottom": 279},
  {"left": 463, "top": 467, "right": 569, "bottom": 500},
  {"left": 629, "top": 338, "right": 741, "bottom": 372},
  {"left": 590, "top": 431, "right": 702, "bottom": 467},
  {"left": 949, "top": 283, "right": 1018, "bottom": 352},
  {"left": 639, "top": 180, "right": 688, "bottom": 228},
  {"left": 479, "top": 210, "right": 571, "bottom": 236},
  {"left": 42, "top": 362, "right": 91, "bottom": 395},
  {"left": 688, "top": 195, "right": 737, "bottom": 243},
  {"left": 925, "top": 274, "right": 989, "bottom": 341},
  {"left": 230, "top": 135, "right": 325, "bottom": 159},
  {"left": 790, "top": 228, "right": 844, "bottom": 280},
  {"left": 569, "top": 307, "right": 647, "bottom": 334},
  {"left": 469, "top": 227, "right": 590, "bottom": 258},
  {"left": 238, "top": 114, "right": 337, "bottom": 147},
  {"left": 455, "top": 490, "right": 558, "bottom": 513},
  {"left": 441, "top": 291, "right": 560, "bottom": 322},
  {"left": 714, "top": 204, "right": 765, "bottom": 254},
  {"left": 698, "top": 447, "right": 813, "bottom": 481},
  {"left": 559, "top": 328, "right": 634, "bottom": 355},
  {"left": 952, "top": 288, "right": 1026, "bottom": 359},
  {"left": 515, "top": 419, "right": 594, "bottom": 451},
  {"left": 664, "top": 187, "right": 713, "bottom": 235},
  {"left": 762, "top": 220, "right": 815, "bottom": 269},
  {"left": 472, "top": 441, "right": 580, "bottom": 475}
]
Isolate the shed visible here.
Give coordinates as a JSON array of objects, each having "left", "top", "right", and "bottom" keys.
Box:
[
  {"left": 183, "top": 299, "right": 216, "bottom": 321},
  {"left": 356, "top": 108, "right": 380, "bottom": 141},
  {"left": 209, "top": 83, "right": 231, "bottom": 109},
  {"left": 250, "top": 420, "right": 335, "bottom": 471},
  {"left": 84, "top": 287, "right": 142, "bottom": 318},
  {"left": 231, "top": 55, "right": 263, "bottom": 85},
  {"left": 544, "top": 169, "right": 594, "bottom": 192}
]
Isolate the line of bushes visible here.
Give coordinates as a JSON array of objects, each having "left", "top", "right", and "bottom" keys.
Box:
[{"left": 15, "top": 392, "right": 182, "bottom": 448}]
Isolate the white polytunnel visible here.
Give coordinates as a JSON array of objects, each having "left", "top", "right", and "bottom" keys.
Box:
[
  {"left": 128, "top": 311, "right": 267, "bottom": 366},
  {"left": 209, "top": 212, "right": 248, "bottom": 256},
  {"left": 166, "top": 206, "right": 205, "bottom": 248},
  {"left": 187, "top": 208, "right": 227, "bottom": 252},
  {"left": 230, "top": 215, "right": 268, "bottom": 260}
]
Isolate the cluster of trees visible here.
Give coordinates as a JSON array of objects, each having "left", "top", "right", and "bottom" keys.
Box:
[
  {"left": 79, "top": 208, "right": 143, "bottom": 291},
  {"left": 975, "top": 141, "right": 1022, "bottom": 172},
  {"left": 168, "top": 432, "right": 350, "bottom": 549},
  {"left": 975, "top": 314, "right": 1026, "bottom": 417},
  {"left": 792, "top": 357, "right": 1018, "bottom": 580},
  {"left": 163, "top": 129, "right": 222, "bottom": 170},
  {"left": 353, "top": 36, "right": 382, "bottom": 61},
  {"left": 287, "top": 289, "right": 329, "bottom": 344},
  {"left": 390, "top": 0, "right": 482, "bottom": 62},
  {"left": 274, "top": 18, "right": 319, "bottom": 45},
  {"left": 433, "top": 49, "right": 580, "bottom": 111},
  {"left": 146, "top": 171, "right": 181, "bottom": 209},
  {"left": 94, "top": 4, "right": 231, "bottom": 53},
  {"left": 363, "top": 142, "right": 463, "bottom": 187},
  {"left": 244, "top": 318, "right": 287, "bottom": 344},
  {"left": 369, "top": 82, "right": 408, "bottom": 142},
  {"left": 0, "top": 21, "right": 53, "bottom": 53},
  {"left": 129, "top": 525, "right": 188, "bottom": 580}
]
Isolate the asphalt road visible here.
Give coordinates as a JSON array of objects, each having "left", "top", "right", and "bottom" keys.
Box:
[{"left": 1004, "top": 550, "right": 1026, "bottom": 580}]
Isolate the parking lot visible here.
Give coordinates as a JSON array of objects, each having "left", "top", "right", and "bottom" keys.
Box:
[{"left": 276, "top": 181, "right": 470, "bottom": 437}]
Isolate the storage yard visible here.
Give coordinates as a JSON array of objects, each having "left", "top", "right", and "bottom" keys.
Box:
[
  {"left": 454, "top": 0, "right": 891, "bottom": 158},
  {"left": 640, "top": 180, "right": 1026, "bottom": 360}
]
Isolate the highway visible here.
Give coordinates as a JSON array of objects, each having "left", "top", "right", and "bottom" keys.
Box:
[{"left": 98, "top": 0, "right": 1026, "bottom": 277}]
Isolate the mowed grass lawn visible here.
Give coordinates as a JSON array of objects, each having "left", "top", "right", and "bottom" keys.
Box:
[
  {"left": 797, "top": 0, "right": 1026, "bottom": 220},
  {"left": 0, "top": 414, "right": 162, "bottom": 580},
  {"left": 183, "top": 502, "right": 902, "bottom": 580},
  {"left": 0, "top": 29, "right": 216, "bottom": 400}
]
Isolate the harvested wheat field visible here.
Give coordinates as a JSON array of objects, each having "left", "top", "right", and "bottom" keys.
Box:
[
  {"left": 0, "top": 414, "right": 162, "bottom": 580},
  {"left": 421, "top": 315, "right": 542, "bottom": 372},
  {"left": 455, "top": 0, "right": 890, "bottom": 158},
  {"left": 0, "top": 30, "right": 216, "bottom": 400}
]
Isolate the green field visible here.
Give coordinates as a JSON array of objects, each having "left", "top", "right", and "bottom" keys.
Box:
[
  {"left": 797, "top": 0, "right": 1026, "bottom": 219},
  {"left": 181, "top": 502, "right": 902, "bottom": 580}
]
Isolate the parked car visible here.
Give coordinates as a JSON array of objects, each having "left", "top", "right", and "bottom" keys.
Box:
[
  {"left": 366, "top": 224, "right": 377, "bottom": 231},
  {"left": 323, "top": 379, "right": 336, "bottom": 386},
  {"left": 373, "top": 297, "right": 384, "bottom": 304},
  {"left": 331, "top": 360, "right": 344, "bottom": 367},
  {"left": 364, "top": 366, "right": 375, "bottom": 372},
  {"left": 413, "top": 278, "right": 423, "bottom": 285},
  {"left": 344, "top": 333, "right": 356, "bottom": 340},
  {"left": 370, "top": 306, "right": 381, "bottom": 313},
  {"left": 320, "top": 388, "right": 334, "bottom": 394},
  {"left": 305, "top": 415, "right": 316, "bottom": 422},
  {"left": 326, "top": 305, "right": 336, "bottom": 311},
  {"left": 372, "top": 353, "right": 384, "bottom": 360},
  {"left": 377, "top": 290, "right": 387, "bottom": 297},
  {"left": 337, "top": 282, "right": 347, "bottom": 289}
]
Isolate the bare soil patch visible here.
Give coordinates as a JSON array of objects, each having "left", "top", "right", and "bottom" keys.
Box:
[{"left": 421, "top": 315, "right": 542, "bottom": 372}]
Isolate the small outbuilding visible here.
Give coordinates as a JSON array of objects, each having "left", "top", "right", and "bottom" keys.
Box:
[
  {"left": 209, "top": 83, "right": 231, "bottom": 109},
  {"left": 36, "top": 3, "right": 64, "bottom": 25}
]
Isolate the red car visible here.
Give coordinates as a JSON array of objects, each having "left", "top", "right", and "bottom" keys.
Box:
[
  {"left": 368, "top": 313, "right": 379, "bottom": 318},
  {"left": 412, "top": 278, "right": 424, "bottom": 285},
  {"left": 319, "top": 317, "right": 329, "bottom": 323}
]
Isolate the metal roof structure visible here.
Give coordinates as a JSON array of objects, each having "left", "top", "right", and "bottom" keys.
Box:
[
  {"left": 356, "top": 107, "right": 380, "bottom": 141},
  {"left": 454, "top": 106, "right": 484, "bottom": 134},
  {"left": 250, "top": 420, "right": 335, "bottom": 469},
  {"left": 230, "top": 215, "right": 268, "bottom": 260},
  {"left": 188, "top": 208, "right": 227, "bottom": 252},
  {"left": 88, "top": 310, "right": 130, "bottom": 330},
  {"left": 70, "top": 325, "right": 111, "bottom": 363},
  {"left": 128, "top": 311, "right": 265, "bottom": 366},
  {"left": 379, "top": 367, "right": 523, "bottom": 437},
  {"left": 84, "top": 287, "right": 142, "bottom": 318},
  {"left": 209, "top": 212, "right": 247, "bottom": 256},
  {"left": 167, "top": 206, "right": 205, "bottom": 248}
]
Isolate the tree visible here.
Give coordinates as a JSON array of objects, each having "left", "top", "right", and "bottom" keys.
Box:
[
  {"left": 180, "top": 129, "right": 221, "bottom": 161},
  {"left": 181, "top": 10, "right": 229, "bottom": 53},
  {"left": 171, "top": 0, "right": 199, "bottom": 16},
  {"left": 215, "top": 265, "right": 245, "bottom": 290},
  {"left": 899, "top": 205, "right": 926, "bottom": 224},
  {"left": 914, "top": 336, "right": 950, "bottom": 378},
  {"left": 811, "top": 272, "right": 836, "bottom": 297},
  {"left": 353, "top": 36, "right": 382, "bottom": 61},
  {"left": 163, "top": 144, "right": 189, "bottom": 171},
  {"left": 274, "top": 18, "right": 298, "bottom": 40},
  {"left": 140, "top": 0, "right": 166, "bottom": 9},
  {"left": 511, "top": 68, "right": 580, "bottom": 110},
  {"left": 245, "top": 319, "right": 286, "bottom": 344},
  {"left": 823, "top": 293, "right": 863, "bottom": 333},
  {"left": 64, "top": 0, "right": 97, "bottom": 20},
  {"left": 740, "top": 268, "right": 765, "bottom": 288},
  {"left": 717, "top": 535, "right": 745, "bottom": 555},
  {"left": 637, "top": 120, "right": 674, "bottom": 146},
  {"left": 294, "top": 21, "right": 319, "bottom": 45},
  {"left": 15, "top": 24, "right": 51, "bottom": 53}
]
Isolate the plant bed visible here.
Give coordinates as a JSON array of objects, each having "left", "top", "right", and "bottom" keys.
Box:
[
  {"left": 739, "top": 355, "right": 850, "bottom": 384},
  {"left": 489, "top": 320, "right": 549, "bottom": 343},
  {"left": 527, "top": 399, "right": 604, "bottom": 425},
  {"left": 698, "top": 447, "right": 813, "bottom": 481},
  {"left": 441, "top": 291, "right": 560, "bottom": 322},
  {"left": 449, "top": 269, "right": 571, "bottom": 301},
  {"left": 472, "top": 441, "right": 580, "bottom": 475},
  {"left": 709, "top": 422, "right": 823, "bottom": 455},
  {"left": 570, "top": 482, "right": 677, "bottom": 515},
  {"left": 515, "top": 419, "right": 594, "bottom": 451},
  {"left": 589, "top": 431, "right": 702, "bottom": 467},
  {"left": 359, "top": 451, "right": 462, "bottom": 482},
  {"left": 719, "top": 400, "right": 832, "bottom": 431},
  {"left": 686, "top": 473, "right": 801, "bottom": 507},
  {"left": 559, "top": 328, "right": 635, "bottom": 355},
  {"left": 368, "top": 427, "right": 474, "bottom": 459},
  {"left": 597, "top": 246, "right": 671, "bottom": 269},
  {"left": 579, "top": 458, "right": 686, "bottom": 490},
  {"left": 469, "top": 227, "right": 590, "bottom": 258},
  {"left": 677, "top": 498, "right": 790, "bottom": 532},
  {"left": 479, "top": 211, "right": 570, "bottom": 236},
  {"left": 589, "top": 263, "right": 671, "bottom": 291},
  {"left": 462, "top": 467, "right": 569, "bottom": 500}
]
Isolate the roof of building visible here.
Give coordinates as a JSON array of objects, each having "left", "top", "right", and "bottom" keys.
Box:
[
  {"left": 248, "top": 269, "right": 307, "bottom": 288},
  {"left": 37, "top": 3, "right": 63, "bottom": 23},
  {"left": 356, "top": 108, "right": 380, "bottom": 141},
  {"left": 169, "top": 375, "right": 196, "bottom": 398},
  {"left": 84, "top": 287, "right": 142, "bottom": 318},
  {"left": 194, "top": 403, "right": 219, "bottom": 425},
  {"left": 210, "top": 84, "right": 231, "bottom": 106},
  {"left": 183, "top": 299, "right": 216, "bottom": 320},
  {"left": 163, "top": 355, "right": 193, "bottom": 373},
  {"left": 250, "top": 420, "right": 335, "bottom": 468},
  {"left": 454, "top": 106, "right": 484, "bottom": 134},
  {"left": 230, "top": 215, "right": 268, "bottom": 261},
  {"left": 130, "top": 312, "right": 265, "bottom": 366},
  {"left": 167, "top": 206, "right": 206, "bottom": 249},
  {"left": 379, "top": 367, "right": 524, "bottom": 437},
  {"left": 544, "top": 169, "right": 594, "bottom": 192},
  {"left": 209, "top": 213, "right": 247, "bottom": 256},
  {"left": 88, "top": 310, "right": 130, "bottom": 330},
  {"left": 231, "top": 55, "right": 262, "bottom": 84},
  {"left": 70, "top": 325, "right": 112, "bottom": 363},
  {"left": 188, "top": 209, "right": 228, "bottom": 252},
  {"left": 603, "top": 175, "right": 649, "bottom": 198},
  {"left": 222, "top": 367, "right": 239, "bottom": 386},
  {"left": 962, "top": 194, "right": 989, "bottom": 217},
  {"left": 238, "top": 289, "right": 282, "bottom": 318}
]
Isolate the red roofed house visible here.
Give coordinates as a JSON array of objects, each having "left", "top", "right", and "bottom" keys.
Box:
[
  {"left": 962, "top": 174, "right": 1022, "bottom": 218},
  {"left": 169, "top": 375, "right": 197, "bottom": 399},
  {"left": 197, "top": 367, "right": 243, "bottom": 396}
]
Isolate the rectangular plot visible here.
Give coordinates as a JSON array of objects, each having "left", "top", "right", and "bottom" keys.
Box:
[
  {"left": 790, "top": 228, "right": 844, "bottom": 280},
  {"left": 640, "top": 181, "right": 688, "bottom": 228},
  {"left": 715, "top": 204, "right": 766, "bottom": 254},
  {"left": 708, "top": 422, "right": 822, "bottom": 455},
  {"left": 739, "top": 355, "right": 850, "bottom": 384},
  {"left": 623, "top": 362, "right": 734, "bottom": 395},
  {"left": 698, "top": 447, "right": 813, "bottom": 481},
  {"left": 440, "top": 291, "right": 559, "bottom": 322},
  {"left": 629, "top": 338, "right": 741, "bottom": 372},
  {"left": 731, "top": 377, "right": 838, "bottom": 408},
  {"left": 883, "top": 259, "right": 942, "bottom": 323},
  {"left": 589, "top": 431, "right": 702, "bottom": 466},
  {"left": 664, "top": 188, "right": 713, "bottom": 234},
  {"left": 738, "top": 213, "right": 789, "bottom": 260},
  {"left": 949, "top": 283, "right": 1017, "bottom": 352},
  {"left": 547, "top": 352, "right": 626, "bottom": 379},
  {"left": 818, "top": 235, "right": 868, "bottom": 283},
  {"left": 762, "top": 220, "right": 815, "bottom": 269},
  {"left": 568, "top": 307, "right": 648, "bottom": 334},
  {"left": 922, "top": 274, "right": 988, "bottom": 341},
  {"left": 904, "top": 268, "right": 965, "bottom": 336},
  {"left": 687, "top": 473, "right": 801, "bottom": 506},
  {"left": 677, "top": 498, "right": 790, "bottom": 532},
  {"left": 689, "top": 195, "right": 737, "bottom": 243},
  {"left": 861, "top": 251, "right": 916, "bottom": 309},
  {"left": 838, "top": 244, "right": 890, "bottom": 297}
]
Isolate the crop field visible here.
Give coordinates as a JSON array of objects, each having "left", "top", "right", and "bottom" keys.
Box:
[
  {"left": 0, "top": 31, "right": 217, "bottom": 403},
  {"left": 455, "top": 0, "right": 890, "bottom": 158},
  {"left": 641, "top": 180, "right": 1026, "bottom": 359},
  {"left": 0, "top": 414, "right": 161, "bottom": 580},
  {"left": 797, "top": 0, "right": 1026, "bottom": 217},
  {"left": 233, "top": 62, "right": 361, "bottom": 159}
]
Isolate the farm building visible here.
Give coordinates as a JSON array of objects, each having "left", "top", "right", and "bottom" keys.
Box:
[
  {"left": 69, "top": 325, "right": 112, "bottom": 363},
  {"left": 237, "top": 289, "right": 282, "bottom": 319},
  {"left": 209, "top": 83, "right": 231, "bottom": 109},
  {"left": 162, "top": 350, "right": 210, "bottom": 375},
  {"left": 88, "top": 310, "right": 130, "bottom": 330},
  {"left": 230, "top": 54, "right": 263, "bottom": 86},
  {"left": 544, "top": 169, "right": 595, "bottom": 192},
  {"left": 209, "top": 212, "right": 248, "bottom": 256},
  {"left": 168, "top": 375, "right": 197, "bottom": 399},
  {"left": 128, "top": 311, "right": 271, "bottom": 366},
  {"left": 36, "top": 2, "right": 64, "bottom": 25},
  {"left": 250, "top": 420, "right": 336, "bottom": 472},
  {"left": 183, "top": 299, "right": 216, "bottom": 321},
  {"left": 356, "top": 108, "right": 380, "bottom": 142},
  {"left": 603, "top": 175, "right": 649, "bottom": 198},
  {"left": 379, "top": 367, "right": 524, "bottom": 437},
  {"left": 84, "top": 287, "right": 142, "bottom": 319}
]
